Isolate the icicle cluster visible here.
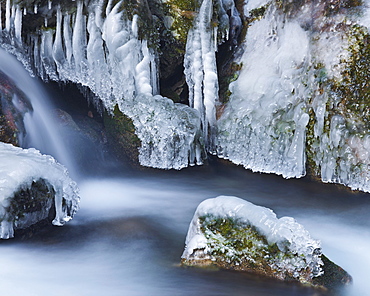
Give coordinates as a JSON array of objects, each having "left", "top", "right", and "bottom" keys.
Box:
[
  {"left": 184, "top": 0, "right": 241, "bottom": 151},
  {"left": 128, "top": 94, "right": 203, "bottom": 169},
  {"left": 184, "top": 0, "right": 219, "bottom": 151},
  {"left": 0, "top": 0, "right": 203, "bottom": 170},
  {"left": 0, "top": 142, "right": 79, "bottom": 239}
]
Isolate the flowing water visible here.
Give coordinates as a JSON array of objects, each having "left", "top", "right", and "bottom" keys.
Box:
[{"left": 1, "top": 48, "right": 370, "bottom": 296}]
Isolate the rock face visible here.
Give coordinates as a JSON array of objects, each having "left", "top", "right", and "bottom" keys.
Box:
[
  {"left": 0, "top": 70, "right": 32, "bottom": 145},
  {"left": 182, "top": 196, "right": 352, "bottom": 290}
]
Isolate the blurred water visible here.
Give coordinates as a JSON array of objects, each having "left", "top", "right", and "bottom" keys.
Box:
[{"left": 1, "top": 164, "right": 369, "bottom": 296}]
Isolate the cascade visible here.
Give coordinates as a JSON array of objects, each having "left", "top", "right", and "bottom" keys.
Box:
[{"left": 0, "top": 47, "right": 77, "bottom": 177}]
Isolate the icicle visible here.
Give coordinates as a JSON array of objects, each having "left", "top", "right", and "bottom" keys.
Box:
[
  {"left": 5, "top": 0, "right": 11, "bottom": 32},
  {"left": 132, "top": 14, "right": 138, "bottom": 38},
  {"left": 48, "top": 0, "right": 52, "bottom": 10},
  {"left": 86, "top": 9, "right": 109, "bottom": 96},
  {"left": 23, "top": 7, "right": 26, "bottom": 16},
  {"left": 32, "top": 35, "right": 42, "bottom": 78},
  {"left": 44, "top": 17, "right": 47, "bottom": 27},
  {"left": 34, "top": 4, "right": 38, "bottom": 14},
  {"left": 184, "top": 0, "right": 219, "bottom": 150},
  {"left": 53, "top": 6, "right": 65, "bottom": 66},
  {"left": 63, "top": 14, "right": 73, "bottom": 65},
  {"left": 135, "top": 40, "right": 153, "bottom": 96},
  {"left": 14, "top": 5, "right": 22, "bottom": 43},
  {"left": 41, "top": 30, "right": 58, "bottom": 80},
  {"left": 72, "top": 1, "right": 87, "bottom": 77},
  {"left": 94, "top": 0, "right": 105, "bottom": 29},
  {"left": 150, "top": 49, "right": 159, "bottom": 95}
]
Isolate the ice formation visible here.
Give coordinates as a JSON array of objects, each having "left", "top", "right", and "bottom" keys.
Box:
[
  {"left": 182, "top": 196, "right": 323, "bottom": 282},
  {"left": 184, "top": 0, "right": 219, "bottom": 151},
  {"left": 2, "top": 0, "right": 370, "bottom": 192},
  {"left": 126, "top": 94, "right": 203, "bottom": 169},
  {"left": 216, "top": 1, "right": 370, "bottom": 191},
  {"left": 0, "top": 0, "right": 203, "bottom": 170},
  {"left": 0, "top": 142, "right": 79, "bottom": 239},
  {"left": 184, "top": 0, "right": 241, "bottom": 151},
  {"left": 217, "top": 6, "right": 311, "bottom": 178}
]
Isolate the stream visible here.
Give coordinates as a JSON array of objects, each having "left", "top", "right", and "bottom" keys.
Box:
[{"left": 1, "top": 48, "right": 370, "bottom": 296}]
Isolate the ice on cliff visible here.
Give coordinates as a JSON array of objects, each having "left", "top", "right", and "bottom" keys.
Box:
[
  {"left": 0, "top": 142, "right": 79, "bottom": 239},
  {"left": 2, "top": 0, "right": 370, "bottom": 193}
]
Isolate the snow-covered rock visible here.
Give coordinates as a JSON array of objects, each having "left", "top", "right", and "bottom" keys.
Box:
[
  {"left": 0, "top": 142, "right": 79, "bottom": 239},
  {"left": 182, "top": 196, "right": 352, "bottom": 289}
]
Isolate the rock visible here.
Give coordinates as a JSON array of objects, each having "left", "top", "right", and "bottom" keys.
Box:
[
  {"left": 181, "top": 196, "right": 352, "bottom": 290},
  {"left": 0, "top": 142, "right": 80, "bottom": 239},
  {"left": 51, "top": 108, "right": 110, "bottom": 172},
  {"left": 7, "top": 178, "right": 56, "bottom": 237},
  {"left": 103, "top": 105, "right": 141, "bottom": 167},
  {"left": 0, "top": 70, "right": 32, "bottom": 146}
]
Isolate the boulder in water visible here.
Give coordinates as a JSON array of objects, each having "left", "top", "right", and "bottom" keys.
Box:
[
  {"left": 0, "top": 142, "right": 80, "bottom": 239},
  {"left": 181, "top": 196, "right": 352, "bottom": 290}
]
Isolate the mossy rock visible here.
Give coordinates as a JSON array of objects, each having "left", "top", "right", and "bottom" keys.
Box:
[
  {"left": 103, "top": 105, "right": 141, "bottom": 166},
  {"left": 3, "top": 178, "right": 56, "bottom": 238},
  {"left": 182, "top": 214, "right": 352, "bottom": 291}
]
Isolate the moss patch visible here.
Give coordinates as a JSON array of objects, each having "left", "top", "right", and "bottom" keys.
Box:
[
  {"left": 103, "top": 105, "right": 141, "bottom": 166},
  {"left": 198, "top": 215, "right": 296, "bottom": 278}
]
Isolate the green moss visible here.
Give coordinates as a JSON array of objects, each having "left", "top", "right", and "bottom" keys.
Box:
[
  {"left": 103, "top": 105, "right": 141, "bottom": 165},
  {"left": 218, "top": 62, "right": 243, "bottom": 105},
  {"left": 333, "top": 25, "right": 370, "bottom": 129},
  {"left": 163, "top": 0, "right": 199, "bottom": 44},
  {"left": 247, "top": 3, "right": 270, "bottom": 23},
  {"left": 199, "top": 214, "right": 292, "bottom": 269}
]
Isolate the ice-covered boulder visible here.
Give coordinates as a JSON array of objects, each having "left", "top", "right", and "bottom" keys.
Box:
[
  {"left": 182, "top": 196, "right": 352, "bottom": 289},
  {"left": 0, "top": 142, "right": 79, "bottom": 239}
]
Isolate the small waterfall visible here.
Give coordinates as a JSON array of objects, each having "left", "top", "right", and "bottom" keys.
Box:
[{"left": 0, "top": 47, "right": 77, "bottom": 177}]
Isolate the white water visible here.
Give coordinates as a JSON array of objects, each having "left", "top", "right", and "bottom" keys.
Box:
[
  {"left": 0, "top": 47, "right": 77, "bottom": 177},
  {"left": 1, "top": 167, "right": 369, "bottom": 295}
]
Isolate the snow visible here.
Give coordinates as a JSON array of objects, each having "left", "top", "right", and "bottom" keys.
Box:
[
  {"left": 0, "top": 143, "right": 80, "bottom": 239},
  {"left": 182, "top": 196, "right": 323, "bottom": 279}
]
